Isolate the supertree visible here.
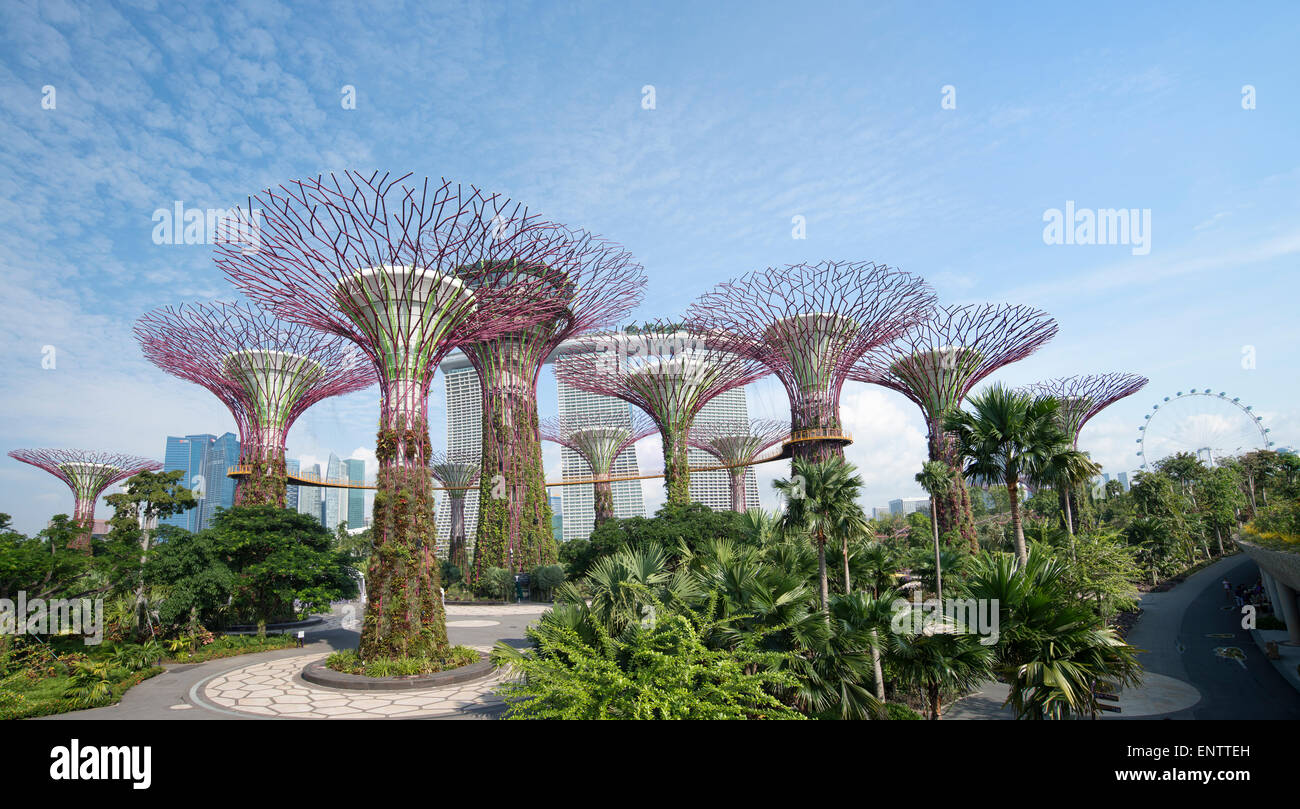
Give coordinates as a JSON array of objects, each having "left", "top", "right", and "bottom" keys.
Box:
[
  {"left": 429, "top": 451, "right": 480, "bottom": 571},
  {"left": 135, "top": 301, "right": 375, "bottom": 508},
  {"left": 687, "top": 261, "right": 936, "bottom": 463},
  {"left": 554, "top": 321, "right": 770, "bottom": 505},
  {"left": 851, "top": 303, "right": 1058, "bottom": 551},
  {"left": 1020, "top": 372, "right": 1149, "bottom": 447},
  {"left": 688, "top": 418, "right": 789, "bottom": 513},
  {"left": 8, "top": 449, "right": 161, "bottom": 551},
  {"left": 1020, "top": 372, "right": 1148, "bottom": 535},
  {"left": 539, "top": 410, "right": 656, "bottom": 526},
  {"left": 459, "top": 229, "right": 645, "bottom": 585},
  {"left": 216, "top": 170, "right": 572, "bottom": 662}
]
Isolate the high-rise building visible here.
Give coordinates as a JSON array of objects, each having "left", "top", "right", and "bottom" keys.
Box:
[
  {"left": 872, "top": 506, "right": 891, "bottom": 520},
  {"left": 286, "top": 458, "right": 300, "bottom": 511},
  {"left": 434, "top": 356, "right": 483, "bottom": 556},
  {"left": 557, "top": 378, "right": 645, "bottom": 541},
  {"left": 298, "top": 462, "right": 322, "bottom": 527},
  {"left": 344, "top": 458, "right": 365, "bottom": 529},
  {"left": 159, "top": 432, "right": 239, "bottom": 533},
  {"left": 687, "top": 388, "right": 760, "bottom": 513},
  {"left": 550, "top": 495, "right": 563, "bottom": 543},
  {"left": 889, "top": 497, "right": 930, "bottom": 516},
  {"left": 1117, "top": 471, "right": 1131, "bottom": 492},
  {"left": 323, "top": 453, "right": 342, "bottom": 532}
]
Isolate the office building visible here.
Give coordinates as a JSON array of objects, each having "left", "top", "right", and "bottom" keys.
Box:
[
  {"left": 889, "top": 497, "right": 930, "bottom": 516},
  {"left": 298, "top": 462, "right": 322, "bottom": 526},
  {"left": 344, "top": 458, "right": 366, "bottom": 528},
  {"left": 286, "top": 458, "right": 300, "bottom": 511},
  {"left": 159, "top": 432, "right": 239, "bottom": 533},
  {"left": 550, "top": 495, "right": 563, "bottom": 543}
]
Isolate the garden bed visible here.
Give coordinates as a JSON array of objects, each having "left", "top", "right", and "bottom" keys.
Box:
[{"left": 302, "top": 650, "right": 491, "bottom": 691}]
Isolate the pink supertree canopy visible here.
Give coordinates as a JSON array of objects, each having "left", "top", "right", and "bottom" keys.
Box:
[
  {"left": 553, "top": 319, "right": 771, "bottom": 505},
  {"left": 214, "top": 170, "right": 578, "bottom": 662},
  {"left": 460, "top": 227, "right": 646, "bottom": 583},
  {"left": 850, "top": 303, "right": 1058, "bottom": 550},
  {"left": 135, "top": 301, "right": 376, "bottom": 507},
  {"left": 539, "top": 409, "right": 656, "bottom": 526},
  {"left": 688, "top": 418, "right": 789, "bottom": 512},
  {"left": 8, "top": 448, "right": 161, "bottom": 551},
  {"left": 1020, "top": 372, "right": 1149, "bottom": 446},
  {"left": 687, "top": 260, "right": 936, "bottom": 462}
]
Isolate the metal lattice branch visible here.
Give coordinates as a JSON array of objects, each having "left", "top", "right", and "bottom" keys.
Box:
[
  {"left": 9, "top": 448, "right": 161, "bottom": 549},
  {"left": 1021, "top": 372, "right": 1148, "bottom": 444},
  {"left": 135, "top": 301, "right": 376, "bottom": 505},
  {"left": 852, "top": 303, "right": 1058, "bottom": 418},
  {"left": 687, "top": 260, "right": 935, "bottom": 461},
  {"left": 552, "top": 319, "right": 771, "bottom": 504}
]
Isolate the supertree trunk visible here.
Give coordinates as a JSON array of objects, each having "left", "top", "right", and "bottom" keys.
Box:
[
  {"left": 662, "top": 426, "right": 693, "bottom": 505},
  {"left": 235, "top": 431, "right": 288, "bottom": 508},
  {"left": 927, "top": 416, "right": 976, "bottom": 553},
  {"left": 364, "top": 382, "right": 447, "bottom": 660},
  {"left": 448, "top": 494, "right": 469, "bottom": 570},
  {"left": 471, "top": 384, "right": 556, "bottom": 583},
  {"left": 70, "top": 498, "right": 96, "bottom": 552},
  {"left": 728, "top": 469, "right": 748, "bottom": 513},
  {"left": 593, "top": 479, "right": 616, "bottom": 524}
]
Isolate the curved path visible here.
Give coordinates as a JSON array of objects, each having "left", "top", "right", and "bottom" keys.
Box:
[
  {"left": 40, "top": 602, "right": 550, "bottom": 721},
  {"left": 949, "top": 554, "right": 1300, "bottom": 720}
]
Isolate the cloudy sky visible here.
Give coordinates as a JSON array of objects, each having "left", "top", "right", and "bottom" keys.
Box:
[{"left": 2, "top": 1, "right": 1297, "bottom": 534}]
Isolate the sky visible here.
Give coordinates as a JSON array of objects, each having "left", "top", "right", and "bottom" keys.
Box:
[{"left": 1, "top": 0, "right": 1297, "bottom": 535}]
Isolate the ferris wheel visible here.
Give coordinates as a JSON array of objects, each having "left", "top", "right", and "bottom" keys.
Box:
[{"left": 1136, "top": 389, "right": 1272, "bottom": 470}]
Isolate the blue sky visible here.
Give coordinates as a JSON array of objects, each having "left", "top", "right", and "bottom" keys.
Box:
[{"left": 1, "top": 0, "right": 1297, "bottom": 534}]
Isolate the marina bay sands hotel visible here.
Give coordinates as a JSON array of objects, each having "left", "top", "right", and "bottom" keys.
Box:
[{"left": 434, "top": 336, "right": 759, "bottom": 547}]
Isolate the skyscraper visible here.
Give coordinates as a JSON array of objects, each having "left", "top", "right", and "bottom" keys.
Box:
[
  {"left": 323, "top": 453, "right": 342, "bottom": 532},
  {"left": 286, "top": 458, "right": 300, "bottom": 511},
  {"left": 159, "top": 432, "right": 239, "bottom": 532},
  {"left": 344, "top": 458, "right": 365, "bottom": 529},
  {"left": 298, "top": 462, "right": 322, "bottom": 527},
  {"left": 434, "top": 355, "right": 483, "bottom": 556},
  {"left": 550, "top": 495, "right": 563, "bottom": 542}
]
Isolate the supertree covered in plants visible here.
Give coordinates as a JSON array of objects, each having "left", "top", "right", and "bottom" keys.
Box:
[
  {"left": 216, "top": 170, "right": 571, "bottom": 662},
  {"left": 8, "top": 449, "right": 161, "bottom": 551},
  {"left": 539, "top": 410, "right": 656, "bottom": 526},
  {"left": 688, "top": 418, "right": 789, "bottom": 513},
  {"left": 688, "top": 260, "right": 935, "bottom": 463},
  {"left": 1020, "top": 372, "right": 1149, "bottom": 447},
  {"left": 851, "top": 303, "right": 1058, "bottom": 551},
  {"left": 554, "top": 320, "right": 770, "bottom": 505},
  {"left": 135, "top": 301, "right": 375, "bottom": 508},
  {"left": 429, "top": 451, "right": 480, "bottom": 571},
  {"left": 460, "top": 229, "right": 645, "bottom": 585}
]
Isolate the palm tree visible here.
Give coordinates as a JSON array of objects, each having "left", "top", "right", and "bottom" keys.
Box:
[
  {"left": 774, "top": 456, "right": 866, "bottom": 616},
  {"left": 915, "top": 460, "right": 953, "bottom": 609},
  {"left": 1034, "top": 444, "right": 1101, "bottom": 542},
  {"left": 888, "top": 629, "right": 993, "bottom": 720},
  {"left": 944, "top": 384, "right": 1068, "bottom": 564}
]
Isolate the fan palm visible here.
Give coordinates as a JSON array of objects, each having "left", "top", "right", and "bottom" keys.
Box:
[
  {"left": 774, "top": 456, "right": 866, "bottom": 616},
  {"left": 915, "top": 460, "right": 953, "bottom": 607},
  {"left": 888, "top": 628, "right": 994, "bottom": 719},
  {"left": 944, "top": 384, "right": 1070, "bottom": 564}
]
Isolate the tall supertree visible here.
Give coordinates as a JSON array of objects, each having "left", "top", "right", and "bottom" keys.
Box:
[
  {"left": 429, "top": 451, "right": 480, "bottom": 571},
  {"left": 216, "top": 170, "right": 571, "bottom": 662},
  {"left": 8, "top": 449, "right": 161, "bottom": 551},
  {"left": 135, "top": 301, "right": 375, "bottom": 507},
  {"left": 688, "top": 261, "right": 936, "bottom": 463},
  {"left": 460, "top": 229, "right": 645, "bottom": 585},
  {"left": 688, "top": 419, "right": 789, "bottom": 513},
  {"left": 1020, "top": 372, "right": 1149, "bottom": 447},
  {"left": 851, "top": 303, "right": 1058, "bottom": 551},
  {"left": 554, "top": 321, "right": 770, "bottom": 505},
  {"left": 539, "top": 410, "right": 656, "bottom": 526}
]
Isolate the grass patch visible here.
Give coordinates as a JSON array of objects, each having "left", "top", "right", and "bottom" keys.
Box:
[
  {"left": 324, "top": 646, "right": 479, "bottom": 677},
  {"left": 164, "top": 633, "right": 297, "bottom": 663}
]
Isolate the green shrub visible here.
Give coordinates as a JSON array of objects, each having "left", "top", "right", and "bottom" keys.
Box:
[
  {"left": 324, "top": 646, "right": 478, "bottom": 677},
  {"left": 882, "top": 702, "right": 924, "bottom": 720}
]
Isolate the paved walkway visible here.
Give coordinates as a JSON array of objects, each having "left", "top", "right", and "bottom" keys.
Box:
[
  {"left": 42, "top": 601, "right": 549, "bottom": 721},
  {"left": 193, "top": 651, "right": 509, "bottom": 719}
]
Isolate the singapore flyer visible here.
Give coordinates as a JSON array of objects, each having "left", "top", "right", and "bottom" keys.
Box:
[{"left": 1137, "top": 389, "right": 1273, "bottom": 470}]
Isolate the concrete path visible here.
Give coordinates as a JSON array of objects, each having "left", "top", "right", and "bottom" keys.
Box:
[{"left": 41, "top": 601, "right": 550, "bottom": 721}]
